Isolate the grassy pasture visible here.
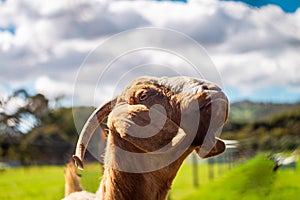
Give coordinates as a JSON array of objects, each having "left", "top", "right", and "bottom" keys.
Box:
[
  {"left": 0, "top": 154, "right": 299, "bottom": 199},
  {"left": 173, "top": 155, "right": 300, "bottom": 200}
]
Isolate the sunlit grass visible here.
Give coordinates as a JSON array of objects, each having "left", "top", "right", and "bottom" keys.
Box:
[
  {"left": 0, "top": 163, "right": 101, "bottom": 200},
  {"left": 0, "top": 154, "right": 299, "bottom": 199},
  {"left": 173, "top": 154, "right": 300, "bottom": 200},
  {"left": 171, "top": 157, "right": 231, "bottom": 199},
  {"left": 0, "top": 165, "right": 64, "bottom": 200}
]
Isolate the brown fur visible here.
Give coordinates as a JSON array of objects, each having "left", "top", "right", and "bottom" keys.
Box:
[
  {"left": 98, "top": 148, "right": 194, "bottom": 200},
  {"left": 64, "top": 162, "right": 83, "bottom": 196}
]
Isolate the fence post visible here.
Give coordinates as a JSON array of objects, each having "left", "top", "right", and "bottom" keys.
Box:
[
  {"left": 192, "top": 153, "right": 199, "bottom": 188},
  {"left": 208, "top": 158, "right": 214, "bottom": 181}
]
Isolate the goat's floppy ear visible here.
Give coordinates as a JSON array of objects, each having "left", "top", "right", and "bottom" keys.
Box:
[
  {"left": 195, "top": 138, "right": 225, "bottom": 158},
  {"left": 108, "top": 104, "right": 185, "bottom": 153}
]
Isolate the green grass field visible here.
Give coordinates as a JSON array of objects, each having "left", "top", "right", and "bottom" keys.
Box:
[
  {"left": 0, "top": 154, "right": 299, "bottom": 199},
  {"left": 173, "top": 155, "right": 300, "bottom": 200}
]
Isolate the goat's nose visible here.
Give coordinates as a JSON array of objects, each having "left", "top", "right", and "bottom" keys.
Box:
[
  {"left": 202, "top": 85, "right": 209, "bottom": 90},
  {"left": 202, "top": 81, "right": 222, "bottom": 92}
]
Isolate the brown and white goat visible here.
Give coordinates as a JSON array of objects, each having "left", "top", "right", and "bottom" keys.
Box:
[{"left": 64, "top": 76, "right": 229, "bottom": 200}]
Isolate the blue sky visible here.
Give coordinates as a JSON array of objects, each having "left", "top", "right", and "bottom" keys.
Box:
[
  {"left": 0, "top": 24, "right": 15, "bottom": 34},
  {"left": 223, "top": 0, "right": 300, "bottom": 13},
  {"left": 164, "top": 0, "right": 300, "bottom": 13},
  {"left": 0, "top": 0, "right": 299, "bottom": 106}
]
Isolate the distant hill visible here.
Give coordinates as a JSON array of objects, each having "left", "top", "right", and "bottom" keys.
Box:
[
  {"left": 223, "top": 101, "right": 300, "bottom": 152},
  {"left": 229, "top": 100, "right": 300, "bottom": 122}
]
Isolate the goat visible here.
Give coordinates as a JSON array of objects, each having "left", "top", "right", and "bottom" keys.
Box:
[{"left": 64, "top": 76, "right": 229, "bottom": 200}]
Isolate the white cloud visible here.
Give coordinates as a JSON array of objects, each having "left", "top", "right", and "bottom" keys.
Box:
[
  {"left": 0, "top": 0, "right": 299, "bottom": 105},
  {"left": 0, "top": 31, "right": 14, "bottom": 51},
  {"left": 35, "top": 76, "right": 73, "bottom": 100},
  {"left": 1, "top": 96, "right": 27, "bottom": 115}
]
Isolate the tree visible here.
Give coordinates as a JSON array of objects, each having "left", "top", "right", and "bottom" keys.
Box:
[{"left": 0, "top": 89, "right": 49, "bottom": 162}]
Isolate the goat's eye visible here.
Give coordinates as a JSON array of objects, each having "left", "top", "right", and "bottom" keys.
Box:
[{"left": 139, "top": 93, "right": 148, "bottom": 101}]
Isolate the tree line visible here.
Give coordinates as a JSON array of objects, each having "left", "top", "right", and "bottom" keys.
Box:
[
  {"left": 223, "top": 108, "right": 300, "bottom": 154},
  {"left": 1, "top": 90, "right": 299, "bottom": 165},
  {"left": 0, "top": 90, "right": 94, "bottom": 165}
]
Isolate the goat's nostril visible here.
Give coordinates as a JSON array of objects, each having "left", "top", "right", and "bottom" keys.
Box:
[{"left": 202, "top": 85, "right": 209, "bottom": 90}]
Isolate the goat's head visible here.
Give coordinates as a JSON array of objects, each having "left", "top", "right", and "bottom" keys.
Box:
[{"left": 73, "top": 76, "right": 229, "bottom": 171}]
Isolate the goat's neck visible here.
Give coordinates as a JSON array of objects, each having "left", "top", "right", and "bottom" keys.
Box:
[{"left": 97, "top": 141, "right": 194, "bottom": 200}]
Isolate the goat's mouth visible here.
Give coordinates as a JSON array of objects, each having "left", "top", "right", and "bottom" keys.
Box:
[
  {"left": 204, "top": 89, "right": 229, "bottom": 120},
  {"left": 192, "top": 91, "right": 229, "bottom": 147},
  {"left": 202, "top": 97, "right": 229, "bottom": 123}
]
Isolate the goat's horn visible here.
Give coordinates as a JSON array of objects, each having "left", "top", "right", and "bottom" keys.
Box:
[{"left": 73, "top": 97, "right": 117, "bottom": 170}]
